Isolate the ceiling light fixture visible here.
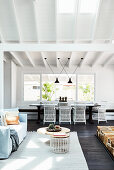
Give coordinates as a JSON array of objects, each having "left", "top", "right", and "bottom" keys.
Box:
[
  {"left": 55, "top": 77, "right": 59, "bottom": 83},
  {"left": 55, "top": 58, "right": 70, "bottom": 84},
  {"left": 67, "top": 78, "right": 72, "bottom": 84}
]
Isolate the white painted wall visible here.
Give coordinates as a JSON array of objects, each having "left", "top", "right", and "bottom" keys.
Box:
[
  {"left": 4, "top": 58, "right": 11, "bottom": 108},
  {"left": 4, "top": 56, "right": 17, "bottom": 108},
  {"left": 95, "top": 66, "right": 114, "bottom": 103},
  {"left": 11, "top": 61, "right": 17, "bottom": 107}
]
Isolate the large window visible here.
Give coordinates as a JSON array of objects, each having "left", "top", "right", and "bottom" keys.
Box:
[
  {"left": 23, "top": 74, "right": 95, "bottom": 102},
  {"left": 77, "top": 75, "right": 94, "bottom": 102},
  {"left": 42, "top": 74, "right": 76, "bottom": 101},
  {"left": 24, "top": 74, "right": 40, "bottom": 101}
]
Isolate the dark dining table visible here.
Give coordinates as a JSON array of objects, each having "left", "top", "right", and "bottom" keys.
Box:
[{"left": 29, "top": 103, "right": 100, "bottom": 124}]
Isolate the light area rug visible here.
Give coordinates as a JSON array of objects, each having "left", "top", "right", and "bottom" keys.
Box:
[{"left": 0, "top": 132, "right": 89, "bottom": 170}]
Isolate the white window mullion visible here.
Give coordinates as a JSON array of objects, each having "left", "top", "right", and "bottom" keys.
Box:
[
  {"left": 40, "top": 74, "right": 42, "bottom": 102},
  {"left": 76, "top": 74, "right": 78, "bottom": 101}
]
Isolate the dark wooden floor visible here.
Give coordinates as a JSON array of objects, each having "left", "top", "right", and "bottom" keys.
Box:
[{"left": 27, "top": 120, "right": 114, "bottom": 170}]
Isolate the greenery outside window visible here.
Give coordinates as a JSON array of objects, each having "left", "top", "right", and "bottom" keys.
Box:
[
  {"left": 42, "top": 74, "right": 76, "bottom": 101},
  {"left": 77, "top": 74, "right": 94, "bottom": 102}
]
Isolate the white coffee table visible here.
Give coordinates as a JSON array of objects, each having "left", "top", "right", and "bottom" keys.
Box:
[{"left": 37, "top": 127, "right": 70, "bottom": 153}]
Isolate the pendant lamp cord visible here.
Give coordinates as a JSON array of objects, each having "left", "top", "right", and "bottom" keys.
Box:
[
  {"left": 58, "top": 58, "right": 70, "bottom": 79},
  {"left": 45, "top": 58, "right": 55, "bottom": 74},
  {"left": 70, "top": 58, "right": 83, "bottom": 79}
]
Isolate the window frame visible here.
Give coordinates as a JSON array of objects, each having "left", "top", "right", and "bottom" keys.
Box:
[
  {"left": 22, "top": 73, "right": 96, "bottom": 102},
  {"left": 23, "top": 73, "right": 41, "bottom": 103},
  {"left": 42, "top": 73, "right": 77, "bottom": 101},
  {"left": 77, "top": 73, "right": 96, "bottom": 102}
]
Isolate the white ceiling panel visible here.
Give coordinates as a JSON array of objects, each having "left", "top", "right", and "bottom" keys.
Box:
[
  {"left": 45, "top": 52, "right": 57, "bottom": 66},
  {"left": 70, "top": 52, "right": 85, "bottom": 66},
  {"left": 0, "top": 0, "right": 19, "bottom": 41},
  {"left": 29, "top": 52, "right": 45, "bottom": 66},
  {"left": 14, "top": 0, "right": 37, "bottom": 42},
  {"left": 98, "top": 52, "right": 113, "bottom": 65},
  {"left": 0, "top": 0, "right": 114, "bottom": 43},
  {"left": 15, "top": 52, "right": 31, "bottom": 66},
  {"left": 83, "top": 52, "right": 99, "bottom": 65},
  {"left": 37, "top": 0, "right": 56, "bottom": 41},
  {"left": 1, "top": 0, "right": 114, "bottom": 67},
  {"left": 95, "top": 0, "right": 114, "bottom": 39},
  {"left": 95, "top": 11, "right": 114, "bottom": 39},
  {"left": 108, "top": 57, "right": 114, "bottom": 64},
  {"left": 57, "top": 52, "right": 71, "bottom": 67},
  {"left": 76, "top": 14, "right": 95, "bottom": 39},
  {"left": 57, "top": 14, "right": 75, "bottom": 41}
]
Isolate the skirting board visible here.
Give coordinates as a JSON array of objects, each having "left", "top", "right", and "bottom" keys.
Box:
[{"left": 95, "top": 134, "right": 114, "bottom": 161}]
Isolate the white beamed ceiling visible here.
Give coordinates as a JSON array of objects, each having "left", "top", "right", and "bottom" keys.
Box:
[{"left": 1, "top": 0, "right": 114, "bottom": 67}]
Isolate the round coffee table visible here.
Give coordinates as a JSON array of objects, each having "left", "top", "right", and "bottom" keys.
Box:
[
  {"left": 37, "top": 127, "right": 70, "bottom": 136},
  {"left": 37, "top": 127, "right": 70, "bottom": 153}
]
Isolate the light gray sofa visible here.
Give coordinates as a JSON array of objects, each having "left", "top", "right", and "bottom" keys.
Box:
[{"left": 0, "top": 113, "right": 27, "bottom": 159}]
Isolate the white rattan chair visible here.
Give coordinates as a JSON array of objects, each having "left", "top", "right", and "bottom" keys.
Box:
[
  {"left": 92, "top": 101, "right": 107, "bottom": 123},
  {"left": 59, "top": 106, "right": 71, "bottom": 124},
  {"left": 43, "top": 105, "right": 56, "bottom": 124},
  {"left": 73, "top": 105, "right": 86, "bottom": 124},
  {"left": 98, "top": 107, "right": 107, "bottom": 124}
]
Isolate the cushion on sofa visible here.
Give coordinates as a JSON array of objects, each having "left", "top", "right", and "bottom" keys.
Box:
[
  {"left": 5, "top": 110, "right": 19, "bottom": 116},
  {"left": 6, "top": 116, "right": 20, "bottom": 125},
  {"left": 0, "top": 108, "right": 19, "bottom": 126}
]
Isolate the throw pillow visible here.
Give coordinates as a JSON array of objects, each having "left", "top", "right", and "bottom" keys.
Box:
[
  {"left": 5, "top": 110, "right": 19, "bottom": 117},
  {"left": 6, "top": 115, "right": 20, "bottom": 125}
]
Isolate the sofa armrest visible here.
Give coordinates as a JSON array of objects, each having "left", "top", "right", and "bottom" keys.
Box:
[
  {"left": 19, "top": 113, "right": 27, "bottom": 137},
  {"left": 19, "top": 113, "right": 27, "bottom": 123},
  {"left": 0, "top": 126, "right": 11, "bottom": 159}
]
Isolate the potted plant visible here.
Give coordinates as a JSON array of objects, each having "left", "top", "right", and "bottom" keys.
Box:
[{"left": 42, "top": 82, "right": 55, "bottom": 101}]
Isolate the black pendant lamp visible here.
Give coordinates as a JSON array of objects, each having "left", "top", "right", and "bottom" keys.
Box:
[
  {"left": 68, "top": 77, "right": 72, "bottom": 83},
  {"left": 55, "top": 77, "right": 59, "bottom": 83}
]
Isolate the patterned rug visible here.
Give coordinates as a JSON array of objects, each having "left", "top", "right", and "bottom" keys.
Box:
[{"left": 0, "top": 132, "right": 89, "bottom": 170}]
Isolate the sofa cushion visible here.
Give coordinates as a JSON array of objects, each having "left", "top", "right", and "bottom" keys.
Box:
[
  {"left": 5, "top": 110, "right": 19, "bottom": 116},
  {"left": 6, "top": 116, "right": 20, "bottom": 125},
  {"left": 1, "top": 108, "right": 19, "bottom": 126},
  {"left": 8, "top": 122, "right": 27, "bottom": 144}
]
